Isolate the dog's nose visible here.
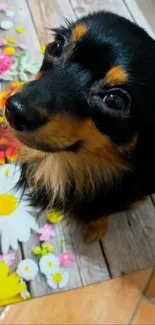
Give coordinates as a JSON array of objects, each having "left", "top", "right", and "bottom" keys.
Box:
[{"left": 5, "top": 94, "right": 29, "bottom": 131}]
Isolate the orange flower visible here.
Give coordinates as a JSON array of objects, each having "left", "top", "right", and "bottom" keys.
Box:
[
  {"left": 0, "top": 151, "right": 5, "bottom": 164},
  {"left": 6, "top": 147, "right": 19, "bottom": 162},
  {"left": 0, "top": 82, "right": 24, "bottom": 110}
]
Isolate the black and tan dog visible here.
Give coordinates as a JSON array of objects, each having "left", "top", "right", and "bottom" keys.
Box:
[{"left": 5, "top": 11, "right": 155, "bottom": 243}]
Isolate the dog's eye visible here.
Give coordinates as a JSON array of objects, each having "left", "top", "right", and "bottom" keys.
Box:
[
  {"left": 46, "top": 40, "right": 63, "bottom": 57},
  {"left": 103, "top": 89, "right": 130, "bottom": 111}
]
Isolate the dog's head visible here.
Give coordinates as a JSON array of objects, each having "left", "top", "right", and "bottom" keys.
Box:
[{"left": 5, "top": 12, "right": 155, "bottom": 200}]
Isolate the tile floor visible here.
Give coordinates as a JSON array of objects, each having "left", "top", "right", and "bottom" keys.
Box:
[{"left": 0, "top": 267, "right": 155, "bottom": 324}]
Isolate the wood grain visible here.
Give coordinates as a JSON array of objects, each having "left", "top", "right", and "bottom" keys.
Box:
[
  {"left": 102, "top": 198, "right": 155, "bottom": 277},
  {"left": 69, "top": 0, "right": 132, "bottom": 19},
  {"left": 124, "top": 0, "right": 155, "bottom": 39},
  {"left": 27, "top": 0, "right": 76, "bottom": 44}
]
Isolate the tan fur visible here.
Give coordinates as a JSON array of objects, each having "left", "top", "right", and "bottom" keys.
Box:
[
  {"left": 72, "top": 24, "right": 87, "bottom": 41},
  {"left": 83, "top": 216, "right": 109, "bottom": 243},
  {"left": 35, "top": 72, "right": 42, "bottom": 80},
  {"left": 129, "top": 200, "right": 145, "bottom": 210},
  {"left": 105, "top": 66, "right": 128, "bottom": 85},
  {"left": 15, "top": 115, "right": 130, "bottom": 203},
  {"left": 118, "top": 135, "right": 138, "bottom": 153}
]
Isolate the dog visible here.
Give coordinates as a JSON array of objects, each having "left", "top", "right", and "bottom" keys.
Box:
[{"left": 5, "top": 11, "right": 155, "bottom": 243}]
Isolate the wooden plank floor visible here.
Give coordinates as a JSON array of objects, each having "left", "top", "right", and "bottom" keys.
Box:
[{"left": 1, "top": 0, "right": 155, "bottom": 307}]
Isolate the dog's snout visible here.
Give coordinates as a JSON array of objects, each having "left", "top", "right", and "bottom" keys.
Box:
[
  {"left": 5, "top": 94, "right": 29, "bottom": 131},
  {"left": 5, "top": 93, "right": 48, "bottom": 132}
]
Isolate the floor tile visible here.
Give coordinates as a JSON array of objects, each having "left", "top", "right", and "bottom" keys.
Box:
[
  {"left": 133, "top": 300, "right": 155, "bottom": 324},
  {"left": 146, "top": 272, "right": 155, "bottom": 300},
  {"left": 0, "top": 268, "right": 152, "bottom": 325}
]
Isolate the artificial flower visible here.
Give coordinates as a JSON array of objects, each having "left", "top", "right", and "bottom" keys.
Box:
[
  {"left": 0, "top": 164, "right": 38, "bottom": 253},
  {"left": 47, "top": 210, "right": 63, "bottom": 223},
  {"left": 21, "top": 288, "right": 31, "bottom": 300},
  {"left": 40, "top": 44, "right": 46, "bottom": 53},
  {"left": 0, "top": 251, "right": 16, "bottom": 266},
  {"left": 17, "top": 259, "right": 38, "bottom": 281},
  {"left": 42, "top": 242, "right": 54, "bottom": 253},
  {"left": 5, "top": 10, "right": 15, "bottom": 17},
  {"left": 37, "top": 224, "right": 56, "bottom": 241},
  {"left": 59, "top": 251, "right": 74, "bottom": 267},
  {"left": 0, "top": 116, "right": 4, "bottom": 123},
  {"left": 3, "top": 46, "right": 16, "bottom": 56},
  {"left": 32, "top": 243, "right": 54, "bottom": 256},
  {"left": 0, "top": 133, "right": 20, "bottom": 164},
  {"left": 6, "top": 37, "right": 16, "bottom": 44},
  {"left": 0, "top": 39, "right": 7, "bottom": 46},
  {"left": 6, "top": 146, "right": 19, "bottom": 162},
  {"left": 39, "top": 254, "right": 59, "bottom": 275},
  {"left": 0, "top": 3, "right": 8, "bottom": 11},
  {"left": 1, "top": 20, "right": 13, "bottom": 30},
  {"left": 0, "top": 262, "right": 26, "bottom": 306},
  {"left": 46, "top": 269, "right": 69, "bottom": 290},
  {"left": 0, "top": 151, "right": 5, "bottom": 164},
  {"left": 16, "top": 27, "right": 25, "bottom": 33},
  {"left": 0, "top": 52, "right": 14, "bottom": 74}
]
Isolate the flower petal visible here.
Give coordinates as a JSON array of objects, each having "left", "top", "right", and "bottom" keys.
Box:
[{"left": 59, "top": 271, "right": 69, "bottom": 289}]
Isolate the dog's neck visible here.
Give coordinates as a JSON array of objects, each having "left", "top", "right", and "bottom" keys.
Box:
[{"left": 18, "top": 143, "right": 129, "bottom": 203}]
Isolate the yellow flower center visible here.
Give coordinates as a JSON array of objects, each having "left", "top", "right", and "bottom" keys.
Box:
[
  {"left": 48, "top": 262, "right": 53, "bottom": 268},
  {"left": 0, "top": 194, "right": 18, "bottom": 216},
  {"left": 53, "top": 273, "right": 63, "bottom": 283},
  {"left": 24, "top": 266, "right": 29, "bottom": 272}
]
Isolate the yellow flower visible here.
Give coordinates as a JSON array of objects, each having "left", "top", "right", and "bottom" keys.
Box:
[
  {"left": 0, "top": 116, "right": 4, "bottom": 123},
  {"left": 47, "top": 210, "right": 63, "bottom": 223},
  {"left": 16, "top": 27, "right": 25, "bottom": 33},
  {"left": 3, "top": 46, "right": 16, "bottom": 56},
  {"left": 0, "top": 262, "right": 26, "bottom": 307},
  {"left": 6, "top": 37, "right": 16, "bottom": 44},
  {"left": 40, "top": 44, "right": 46, "bottom": 53}
]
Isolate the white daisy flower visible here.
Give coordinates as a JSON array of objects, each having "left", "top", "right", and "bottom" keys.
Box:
[
  {"left": 0, "top": 164, "right": 38, "bottom": 253},
  {"left": 17, "top": 258, "right": 38, "bottom": 281},
  {"left": 46, "top": 269, "right": 69, "bottom": 290},
  {"left": 39, "top": 254, "right": 59, "bottom": 275}
]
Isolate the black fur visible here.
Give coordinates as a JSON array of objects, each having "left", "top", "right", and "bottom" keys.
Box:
[{"left": 7, "top": 11, "right": 155, "bottom": 223}]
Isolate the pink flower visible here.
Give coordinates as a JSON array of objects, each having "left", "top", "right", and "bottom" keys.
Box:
[
  {"left": 0, "top": 39, "right": 7, "bottom": 46},
  {"left": 0, "top": 52, "right": 14, "bottom": 74},
  {"left": 0, "top": 251, "right": 16, "bottom": 266},
  {"left": 59, "top": 251, "right": 74, "bottom": 267},
  {"left": 37, "top": 224, "right": 56, "bottom": 241},
  {"left": 0, "top": 3, "right": 8, "bottom": 11}
]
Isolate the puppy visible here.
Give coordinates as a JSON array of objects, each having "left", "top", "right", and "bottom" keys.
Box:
[{"left": 5, "top": 11, "right": 155, "bottom": 243}]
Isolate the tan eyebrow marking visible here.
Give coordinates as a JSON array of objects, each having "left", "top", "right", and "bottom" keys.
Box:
[
  {"left": 105, "top": 66, "right": 128, "bottom": 85},
  {"left": 72, "top": 24, "right": 87, "bottom": 41}
]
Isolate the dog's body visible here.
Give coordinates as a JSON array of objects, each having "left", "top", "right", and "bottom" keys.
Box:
[{"left": 5, "top": 11, "right": 155, "bottom": 242}]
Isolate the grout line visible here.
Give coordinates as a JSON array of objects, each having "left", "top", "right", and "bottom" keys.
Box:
[
  {"left": 142, "top": 295, "right": 155, "bottom": 306},
  {"left": 143, "top": 267, "right": 155, "bottom": 295},
  {"left": 128, "top": 297, "right": 143, "bottom": 324},
  {"left": 128, "top": 268, "right": 155, "bottom": 324}
]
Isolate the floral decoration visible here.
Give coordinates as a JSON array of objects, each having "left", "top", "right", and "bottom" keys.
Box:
[
  {"left": 17, "top": 259, "right": 38, "bottom": 281},
  {"left": 46, "top": 269, "right": 69, "bottom": 290}
]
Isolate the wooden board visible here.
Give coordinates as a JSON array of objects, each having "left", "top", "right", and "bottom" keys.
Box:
[
  {"left": 1, "top": 0, "right": 155, "bottom": 310},
  {"left": 102, "top": 198, "right": 155, "bottom": 277},
  {"left": 124, "top": 0, "right": 155, "bottom": 39}
]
